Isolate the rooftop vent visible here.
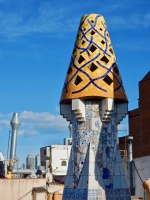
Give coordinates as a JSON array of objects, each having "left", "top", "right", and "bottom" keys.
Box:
[
  {"left": 103, "top": 75, "right": 113, "bottom": 85},
  {"left": 100, "top": 55, "right": 109, "bottom": 64},
  {"left": 90, "top": 30, "right": 95, "bottom": 35},
  {"left": 82, "top": 40, "right": 85, "bottom": 45},
  {"left": 89, "top": 63, "right": 98, "bottom": 72},
  {"left": 89, "top": 45, "right": 97, "bottom": 53},
  {"left": 109, "top": 48, "right": 113, "bottom": 55},
  {"left": 78, "top": 55, "right": 85, "bottom": 64},
  {"left": 74, "top": 75, "right": 83, "bottom": 86},
  {"left": 101, "top": 40, "right": 105, "bottom": 45}
]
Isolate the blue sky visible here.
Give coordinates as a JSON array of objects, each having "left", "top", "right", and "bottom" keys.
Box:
[{"left": 0, "top": 0, "right": 150, "bottom": 166}]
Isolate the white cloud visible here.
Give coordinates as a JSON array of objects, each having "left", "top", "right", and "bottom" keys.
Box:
[
  {"left": 0, "top": 2, "right": 80, "bottom": 38},
  {"left": 0, "top": 111, "right": 69, "bottom": 136},
  {"left": 108, "top": 13, "right": 150, "bottom": 30},
  {"left": 0, "top": 119, "right": 10, "bottom": 131},
  {"left": 0, "top": 1, "right": 149, "bottom": 39},
  {"left": 20, "top": 111, "right": 69, "bottom": 134},
  {"left": 19, "top": 129, "right": 38, "bottom": 136}
]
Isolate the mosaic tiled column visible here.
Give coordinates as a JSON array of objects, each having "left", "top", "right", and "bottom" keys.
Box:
[{"left": 60, "top": 14, "right": 130, "bottom": 200}]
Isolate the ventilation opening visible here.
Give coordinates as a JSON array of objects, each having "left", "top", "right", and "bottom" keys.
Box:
[
  {"left": 67, "top": 67, "right": 72, "bottom": 75},
  {"left": 100, "top": 28, "right": 103, "bottom": 31},
  {"left": 90, "top": 30, "right": 95, "bottom": 35},
  {"left": 101, "top": 40, "right": 105, "bottom": 45},
  {"left": 114, "top": 65, "right": 119, "bottom": 75},
  {"left": 89, "top": 63, "right": 98, "bottom": 72},
  {"left": 61, "top": 161, "right": 67, "bottom": 166},
  {"left": 109, "top": 48, "right": 113, "bottom": 55},
  {"left": 82, "top": 40, "right": 85, "bottom": 45},
  {"left": 91, "top": 20, "right": 94, "bottom": 23},
  {"left": 103, "top": 75, "right": 113, "bottom": 85},
  {"left": 100, "top": 55, "right": 109, "bottom": 64},
  {"left": 78, "top": 55, "right": 85, "bottom": 64},
  {"left": 74, "top": 75, "right": 83, "bottom": 86},
  {"left": 73, "top": 48, "right": 76, "bottom": 55},
  {"left": 83, "top": 28, "right": 86, "bottom": 31},
  {"left": 89, "top": 44, "right": 97, "bottom": 53}
]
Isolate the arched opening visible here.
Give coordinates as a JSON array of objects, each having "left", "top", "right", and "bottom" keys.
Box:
[{"left": 61, "top": 160, "right": 67, "bottom": 166}]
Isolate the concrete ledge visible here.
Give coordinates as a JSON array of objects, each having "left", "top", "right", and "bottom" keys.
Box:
[{"left": 0, "top": 178, "right": 46, "bottom": 200}]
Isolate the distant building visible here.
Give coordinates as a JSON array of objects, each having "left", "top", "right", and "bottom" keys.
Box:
[
  {"left": 26, "top": 154, "right": 35, "bottom": 169},
  {"left": 40, "top": 145, "right": 71, "bottom": 176},
  {"left": 118, "top": 71, "right": 150, "bottom": 198},
  {"left": 119, "top": 71, "right": 150, "bottom": 159},
  {"left": 40, "top": 146, "right": 50, "bottom": 169},
  {"left": 0, "top": 152, "right": 4, "bottom": 161},
  {"left": 35, "top": 154, "right": 40, "bottom": 169},
  {"left": 128, "top": 71, "right": 150, "bottom": 159}
]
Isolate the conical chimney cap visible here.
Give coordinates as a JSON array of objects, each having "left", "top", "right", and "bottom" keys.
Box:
[{"left": 60, "top": 14, "right": 128, "bottom": 104}]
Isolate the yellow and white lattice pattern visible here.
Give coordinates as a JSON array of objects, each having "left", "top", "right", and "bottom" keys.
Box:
[{"left": 60, "top": 14, "right": 128, "bottom": 103}]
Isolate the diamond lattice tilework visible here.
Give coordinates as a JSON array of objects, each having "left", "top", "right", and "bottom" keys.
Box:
[{"left": 60, "top": 14, "right": 128, "bottom": 103}]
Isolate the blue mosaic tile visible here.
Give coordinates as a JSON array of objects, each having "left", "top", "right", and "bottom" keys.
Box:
[
  {"left": 63, "top": 189, "right": 130, "bottom": 200},
  {"left": 64, "top": 101, "right": 129, "bottom": 199}
]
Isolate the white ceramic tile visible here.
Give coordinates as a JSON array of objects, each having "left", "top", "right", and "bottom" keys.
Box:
[
  {"left": 81, "top": 146, "right": 89, "bottom": 176},
  {"left": 63, "top": 100, "right": 130, "bottom": 194},
  {"left": 76, "top": 152, "right": 81, "bottom": 164},
  {"left": 88, "top": 175, "right": 99, "bottom": 189},
  {"left": 82, "top": 162, "right": 89, "bottom": 176},
  {"left": 114, "top": 163, "right": 120, "bottom": 175},
  {"left": 107, "top": 123, "right": 111, "bottom": 133},
  {"left": 77, "top": 175, "right": 88, "bottom": 189},
  {"left": 90, "top": 117, "right": 99, "bottom": 131},
  {"left": 115, "top": 148, "right": 122, "bottom": 163},
  {"left": 77, "top": 122, "right": 84, "bottom": 129},
  {"left": 111, "top": 140, "right": 115, "bottom": 147},
  {"left": 68, "top": 150, "right": 73, "bottom": 164},
  {"left": 113, "top": 175, "right": 121, "bottom": 188},
  {"left": 119, "top": 163, "right": 126, "bottom": 176},
  {"left": 102, "top": 152, "right": 107, "bottom": 161},
  {"left": 103, "top": 178, "right": 113, "bottom": 187},
  {"left": 120, "top": 175, "right": 129, "bottom": 188},
  {"left": 97, "top": 177, "right": 106, "bottom": 190},
  {"left": 107, "top": 162, "right": 112, "bottom": 170},
  {"left": 89, "top": 145, "right": 96, "bottom": 162},
  {"left": 82, "top": 175, "right": 89, "bottom": 189},
  {"left": 65, "top": 175, "right": 73, "bottom": 188},
  {"left": 102, "top": 162, "right": 107, "bottom": 168},
  {"left": 107, "top": 157, "right": 113, "bottom": 163},
  {"left": 95, "top": 162, "right": 100, "bottom": 176},
  {"left": 107, "top": 140, "right": 112, "bottom": 147},
  {"left": 64, "top": 175, "right": 70, "bottom": 187},
  {"left": 66, "top": 160, "right": 73, "bottom": 175},
  {"left": 89, "top": 162, "right": 95, "bottom": 176}
]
